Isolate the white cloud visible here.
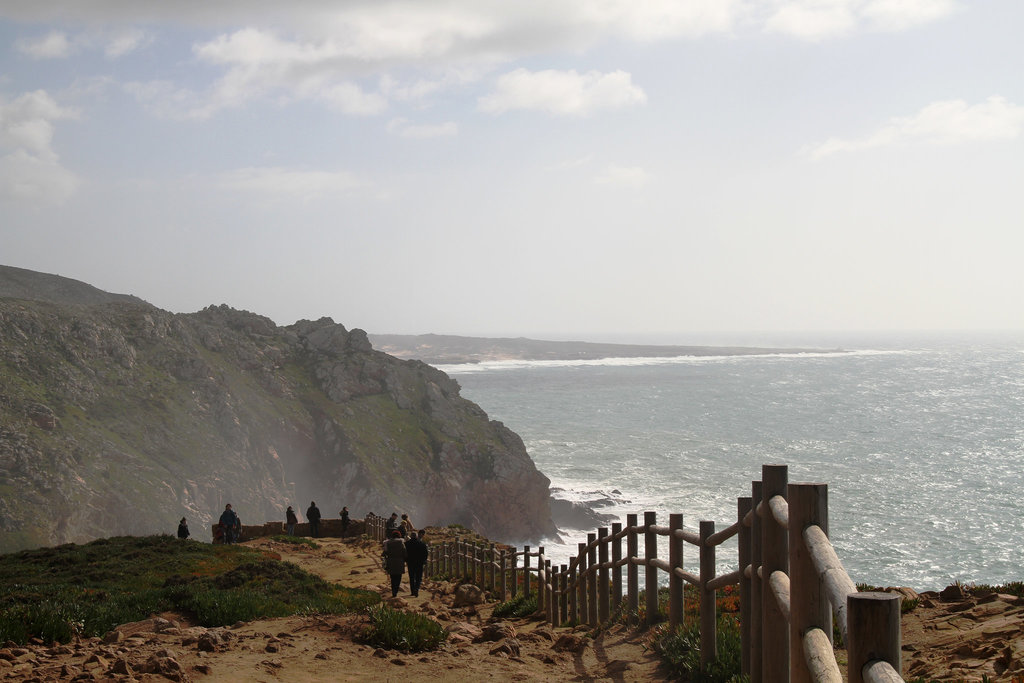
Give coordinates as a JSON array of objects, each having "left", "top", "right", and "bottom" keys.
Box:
[
  {"left": 594, "top": 163, "right": 650, "bottom": 187},
  {"left": 807, "top": 96, "right": 1024, "bottom": 159},
  {"left": 0, "top": 90, "right": 79, "bottom": 203},
  {"left": 762, "top": 0, "right": 958, "bottom": 40},
  {"left": 219, "top": 167, "right": 366, "bottom": 202},
  {"left": 861, "top": 0, "right": 959, "bottom": 31},
  {"left": 479, "top": 69, "right": 646, "bottom": 116},
  {"left": 387, "top": 118, "right": 458, "bottom": 139},
  {"left": 15, "top": 31, "right": 73, "bottom": 59},
  {"left": 105, "top": 29, "right": 151, "bottom": 58}
]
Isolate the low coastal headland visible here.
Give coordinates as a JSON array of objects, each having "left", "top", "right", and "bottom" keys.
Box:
[
  {"left": 3, "top": 513, "right": 1024, "bottom": 682},
  {"left": 369, "top": 332, "right": 838, "bottom": 365}
]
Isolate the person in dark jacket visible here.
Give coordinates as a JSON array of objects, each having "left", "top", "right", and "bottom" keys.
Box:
[
  {"left": 177, "top": 517, "right": 190, "bottom": 539},
  {"left": 219, "top": 504, "right": 238, "bottom": 544},
  {"left": 306, "top": 501, "right": 322, "bottom": 538},
  {"left": 382, "top": 530, "right": 407, "bottom": 597},
  {"left": 286, "top": 506, "right": 298, "bottom": 535},
  {"left": 405, "top": 531, "right": 429, "bottom": 597},
  {"left": 385, "top": 512, "right": 400, "bottom": 536},
  {"left": 340, "top": 506, "right": 350, "bottom": 537}
]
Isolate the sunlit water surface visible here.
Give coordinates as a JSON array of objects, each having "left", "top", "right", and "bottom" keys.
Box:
[{"left": 438, "top": 333, "right": 1024, "bottom": 590}]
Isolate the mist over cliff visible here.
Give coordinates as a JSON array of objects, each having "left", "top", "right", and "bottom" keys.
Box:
[{"left": 0, "top": 266, "right": 555, "bottom": 553}]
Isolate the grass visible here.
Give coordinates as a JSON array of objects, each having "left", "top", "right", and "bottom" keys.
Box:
[
  {"left": 359, "top": 604, "right": 448, "bottom": 652},
  {"left": 493, "top": 591, "right": 538, "bottom": 619},
  {"left": 652, "top": 614, "right": 747, "bottom": 683},
  {"left": 0, "top": 535, "right": 379, "bottom": 644},
  {"left": 266, "top": 534, "right": 320, "bottom": 549}
]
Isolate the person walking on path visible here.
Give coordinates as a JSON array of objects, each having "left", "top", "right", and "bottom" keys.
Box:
[
  {"left": 385, "top": 512, "right": 400, "bottom": 536},
  {"left": 382, "top": 530, "right": 408, "bottom": 598},
  {"left": 286, "top": 506, "right": 298, "bottom": 536},
  {"left": 306, "top": 502, "right": 322, "bottom": 538},
  {"left": 219, "top": 504, "right": 238, "bottom": 544},
  {"left": 405, "top": 531, "right": 429, "bottom": 597},
  {"left": 340, "top": 506, "right": 350, "bottom": 537},
  {"left": 177, "top": 517, "right": 190, "bottom": 539}
]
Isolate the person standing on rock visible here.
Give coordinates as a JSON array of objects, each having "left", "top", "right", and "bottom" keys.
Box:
[
  {"left": 340, "top": 507, "right": 350, "bottom": 537},
  {"left": 382, "top": 530, "right": 408, "bottom": 598},
  {"left": 177, "top": 517, "right": 190, "bottom": 540},
  {"left": 405, "top": 531, "right": 429, "bottom": 597},
  {"left": 385, "top": 512, "right": 400, "bottom": 536},
  {"left": 286, "top": 506, "right": 298, "bottom": 536},
  {"left": 400, "top": 513, "right": 414, "bottom": 538},
  {"left": 306, "top": 501, "right": 321, "bottom": 538},
  {"left": 219, "top": 504, "right": 238, "bottom": 544}
]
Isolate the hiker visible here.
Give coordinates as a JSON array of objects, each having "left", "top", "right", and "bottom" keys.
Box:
[
  {"left": 340, "top": 506, "right": 350, "bottom": 537},
  {"left": 382, "top": 530, "right": 408, "bottom": 597},
  {"left": 219, "top": 504, "right": 238, "bottom": 544},
  {"left": 385, "top": 512, "right": 400, "bottom": 536},
  {"left": 405, "top": 531, "right": 429, "bottom": 597},
  {"left": 286, "top": 506, "right": 298, "bottom": 535},
  {"left": 306, "top": 501, "right": 322, "bottom": 538},
  {"left": 177, "top": 517, "right": 190, "bottom": 540},
  {"left": 400, "top": 513, "right": 415, "bottom": 538}
]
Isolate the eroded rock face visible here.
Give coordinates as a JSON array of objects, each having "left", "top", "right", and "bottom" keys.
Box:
[{"left": 0, "top": 269, "right": 555, "bottom": 552}]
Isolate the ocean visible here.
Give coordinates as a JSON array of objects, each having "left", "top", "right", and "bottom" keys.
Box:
[{"left": 437, "top": 332, "right": 1024, "bottom": 592}]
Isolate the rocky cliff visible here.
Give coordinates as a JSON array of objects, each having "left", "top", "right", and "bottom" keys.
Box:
[{"left": 0, "top": 266, "right": 555, "bottom": 553}]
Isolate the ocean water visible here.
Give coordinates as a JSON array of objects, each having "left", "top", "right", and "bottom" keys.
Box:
[{"left": 437, "top": 332, "right": 1024, "bottom": 591}]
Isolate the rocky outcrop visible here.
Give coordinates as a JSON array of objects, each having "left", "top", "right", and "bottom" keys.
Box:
[{"left": 0, "top": 266, "right": 555, "bottom": 552}]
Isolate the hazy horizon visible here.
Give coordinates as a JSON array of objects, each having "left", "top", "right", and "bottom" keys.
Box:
[{"left": 2, "top": 2, "right": 1022, "bottom": 338}]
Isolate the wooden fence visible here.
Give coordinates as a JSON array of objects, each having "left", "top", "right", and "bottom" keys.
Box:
[{"left": 366, "top": 464, "right": 904, "bottom": 683}]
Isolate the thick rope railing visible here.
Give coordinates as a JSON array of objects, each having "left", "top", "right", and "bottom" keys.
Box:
[{"left": 367, "top": 462, "right": 904, "bottom": 682}]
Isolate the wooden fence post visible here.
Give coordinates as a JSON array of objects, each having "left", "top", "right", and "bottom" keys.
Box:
[
  {"left": 489, "top": 543, "right": 496, "bottom": 592},
  {"left": 577, "top": 542, "right": 589, "bottom": 625},
  {"left": 598, "top": 527, "right": 610, "bottom": 624},
  {"left": 612, "top": 521, "right": 623, "bottom": 611},
  {"left": 569, "top": 555, "right": 579, "bottom": 624},
  {"left": 477, "top": 540, "right": 485, "bottom": 585},
  {"left": 537, "top": 547, "right": 546, "bottom": 615},
  {"left": 511, "top": 551, "right": 519, "bottom": 598},
  {"left": 789, "top": 483, "right": 831, "bottom": 683},
  {"left": 848, "top": 592, "right": 901, "bottom": 683},
  {"left": 762, "top": 464, "right": 789, "bottom": 682},
  {"left": 500, "top": 548, "right": 507, "bottom": 601},
  {"left": 751, "top": 480, "right": 763, "bottom": 683},
  {"left": 524, "top": 545, "right": 531, "bottom": 596},
  {"left": 738, "top": 496, "right": 752, "bottom": 677},
  {"left": 669, "top": 513, "right": 684, "bottom": 628},
  {"left": 560, "top": 564, "right": 569, "bottom": 625},
  {"left": 645, "top": 511, "right": 659, "bottom": 626},
  {"left": 627, "top": 513, "right": 639, "bottom": 626},
  {"left": 587, "top": 533, "right": 599, "bottom": 627},
  {"left": 546, "top": 558, "right": 554, "bottom": 623},
  {"left": 700, "top": 520, "right": 717, "bottom": 670}
]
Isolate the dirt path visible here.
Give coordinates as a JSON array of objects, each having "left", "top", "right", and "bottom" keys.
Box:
[{"left": 3, "top": 535, "right": 1021, "bottom": 681}]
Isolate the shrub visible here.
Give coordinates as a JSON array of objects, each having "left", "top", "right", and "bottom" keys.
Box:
[
  {"left": 653, "top": 614, "right": 747, "bottom": 682},
  {"left": 359, "top": 604, "right": 448, "bottom": 652},
  {"left": 492, "top": 591, "right": 538, "bottom": 619}
]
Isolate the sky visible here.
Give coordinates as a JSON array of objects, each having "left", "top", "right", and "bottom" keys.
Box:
[{"left": 1, "top": 1, "right": 1022, "bottom": 341}]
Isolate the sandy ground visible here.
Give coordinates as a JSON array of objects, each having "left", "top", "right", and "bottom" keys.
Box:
[{"left": 2, "top": 535, "right": 1022, "bottom": 681}]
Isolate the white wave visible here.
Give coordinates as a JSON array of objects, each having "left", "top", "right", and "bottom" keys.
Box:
[{"left": 436, "top": 349, "right": 914, "bottom": 374}]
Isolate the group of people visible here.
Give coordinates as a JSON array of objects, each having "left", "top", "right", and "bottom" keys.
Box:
[
  {"left": 284, "top": 503, "right": 351, "bottom": 537},
  {"left": 381, "top": 512, "right": 429, "bottom": 597},
  {"left": 183, "top": 502, "right": 358, "bottom": 544}
]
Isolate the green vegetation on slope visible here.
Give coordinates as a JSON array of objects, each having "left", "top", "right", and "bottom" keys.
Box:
[{"left": 0, "top": 535, "right": 379, "bottom": 644}]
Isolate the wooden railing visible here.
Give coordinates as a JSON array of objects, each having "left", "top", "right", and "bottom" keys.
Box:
[{"left": 366, "top": 464, "right": 904, "bottom": 683}]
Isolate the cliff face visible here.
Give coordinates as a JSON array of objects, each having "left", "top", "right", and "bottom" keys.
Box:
[{"left": 0, "top": 267, "right": 555, "bottom": 552}]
